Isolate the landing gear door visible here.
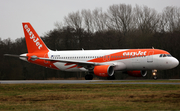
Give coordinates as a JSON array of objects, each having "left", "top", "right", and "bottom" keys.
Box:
[{"left": 147, "top": 51, "right": 154, "bottom": 62}]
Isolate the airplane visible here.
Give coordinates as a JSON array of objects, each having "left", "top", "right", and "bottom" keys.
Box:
[{"left": 4, "top": 22, "right": 179, "bottom": 80}]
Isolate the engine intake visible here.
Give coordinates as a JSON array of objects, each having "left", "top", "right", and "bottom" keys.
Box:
[{"left": 93, "top": 65, "right": 114, "bottom": 77}]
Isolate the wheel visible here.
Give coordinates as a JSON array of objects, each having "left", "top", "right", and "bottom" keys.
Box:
[
  {"left": 107, "top": 75, "right": 115, "bottom": 80},
  {"left": 153, "top": 76, "right": 157, "bottom": 80},
  {"left": 85, "top": 74, "right": 93, "bottom": 80}
]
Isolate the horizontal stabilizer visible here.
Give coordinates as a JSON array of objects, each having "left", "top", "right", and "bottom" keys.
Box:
[{"left": 4, "top": 54, "right": 28, "bottom": 58}]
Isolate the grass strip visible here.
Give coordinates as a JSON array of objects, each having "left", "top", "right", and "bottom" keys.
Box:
[{"left": 0, "top": 84, "right": 180, "bottom": 111}]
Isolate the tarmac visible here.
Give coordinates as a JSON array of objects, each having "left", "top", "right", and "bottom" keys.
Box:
[{"left": 0, "top": 80, "right": 180, "bottom": 84}]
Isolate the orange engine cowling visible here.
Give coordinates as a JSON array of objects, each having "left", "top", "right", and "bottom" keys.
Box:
[
  {"left": 93, "top": 65, "right": 114, "bottom": 77},
  {"left": 127, "top": 70, "right": 147, "bottom": 77}
]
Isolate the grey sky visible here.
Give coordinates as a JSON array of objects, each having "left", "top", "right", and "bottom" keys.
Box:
[{"left": 1, "top": 0, "right": 180, "bottom": 40}]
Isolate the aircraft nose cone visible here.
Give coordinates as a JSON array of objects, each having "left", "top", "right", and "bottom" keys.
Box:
[{"left": 172, "top": 57, "right": 179, "bottom": 68}]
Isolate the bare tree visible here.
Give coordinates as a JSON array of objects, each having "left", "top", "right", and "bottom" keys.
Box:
[
  {"left": 107, "top": 4, "right": 134, "bottom": 35},
  {"left": 92, "top": 8, "right": 108, "bottom": 32},
  {"left": 161, "top": 6, "right": 180, "bottom": 32},
  {"left": 81, "top": 9, "right": 94, "bottom": 33},
  {"left": 64, "top": 11, "right": 82, "bottom": 31},
  {"left": 133, "top": 5, "right": 160, "bottom": 33},
  {"left": 64, "top": 11, "right": 84, "bottom": 48},
  {"left": 54, "top": 21, "right": 63, "bottom": 30}
]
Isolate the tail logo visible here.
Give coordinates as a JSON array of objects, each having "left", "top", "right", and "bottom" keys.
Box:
[{"left": 24, "top": 24, "right": 42, "bottom": 49}]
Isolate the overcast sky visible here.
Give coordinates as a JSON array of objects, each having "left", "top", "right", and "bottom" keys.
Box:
[{"left": 1, "top": 0, "right": 180, "bottom": 40}]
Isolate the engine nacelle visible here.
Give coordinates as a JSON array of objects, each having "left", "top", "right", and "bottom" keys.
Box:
[
  {"left": 126, "top": 70, "right": 147, "bottom": 77},
  {"left": 93, "top": 65, "right": 114, "bottom": 77}
]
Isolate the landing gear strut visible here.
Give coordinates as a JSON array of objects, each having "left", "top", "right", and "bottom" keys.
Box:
[
  {"left": 85, "top": 74, "right": 93, "bottom": 80},
  {"left": 152, "top": 70, "right": 157, "bottom": 80}
]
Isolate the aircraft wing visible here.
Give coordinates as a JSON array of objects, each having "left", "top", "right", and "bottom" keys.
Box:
[
  {"left": 38, "top": 57, "right": 105, "bottom": 66},
  {"left": 4, "top": 54, "right": 115, "bottom": 69}
]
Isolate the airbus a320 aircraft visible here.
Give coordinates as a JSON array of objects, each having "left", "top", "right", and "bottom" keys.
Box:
[{"left": 5, "top": 23, "right": 179, "bottom": 80}]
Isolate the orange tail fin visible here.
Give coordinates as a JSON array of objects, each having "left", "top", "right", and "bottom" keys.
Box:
[{"left": 22, "top": 22, "right": 49, "bottom": 53}]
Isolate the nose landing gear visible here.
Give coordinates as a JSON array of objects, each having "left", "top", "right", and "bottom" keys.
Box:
[{"left": 152, "top": 70, "right": 157, "bottom": 80}]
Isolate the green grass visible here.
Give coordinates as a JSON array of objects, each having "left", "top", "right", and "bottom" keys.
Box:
[{"left": 0, "top": 83, "right": 180, "bottom": 111}]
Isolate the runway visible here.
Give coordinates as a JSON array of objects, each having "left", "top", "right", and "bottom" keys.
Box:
[{"left": 0, "top": 80, "right": 180, "bottom": 84}]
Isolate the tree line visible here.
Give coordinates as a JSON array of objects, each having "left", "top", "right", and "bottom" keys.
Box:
[{"left": 0, "top": 4, "right": 180, "bottom": 80}]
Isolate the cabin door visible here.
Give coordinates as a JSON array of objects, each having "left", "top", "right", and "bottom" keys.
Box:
[{"left": 147, "top": 51, "right": 154, "bottom": 62}]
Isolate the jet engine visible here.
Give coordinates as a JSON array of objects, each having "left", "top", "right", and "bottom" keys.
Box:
[
  {"left": 93, "top": 65, "right": 114, "bottom": 77},
  {"left": 126, "top": 70, "right": 147, "bottom": 77}
]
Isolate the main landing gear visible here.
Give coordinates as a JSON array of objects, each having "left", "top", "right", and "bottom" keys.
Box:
[
  {"left": 107, "top": 75, "right": 115, "bottom": 80},
  {"left": 85, "top": 74, "right": 93, "bottom": 80},
  {"left": 152, "top": 69, "right": 158, "bottom": 80}
]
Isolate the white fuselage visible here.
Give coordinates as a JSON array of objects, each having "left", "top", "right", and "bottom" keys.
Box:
[{"left": 36, "top": 49, "right": 178, "bottom": 72}]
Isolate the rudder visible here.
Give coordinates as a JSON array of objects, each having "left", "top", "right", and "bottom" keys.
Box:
[{"left": 22, "top": 22, "right": 49, "bottom": 53}]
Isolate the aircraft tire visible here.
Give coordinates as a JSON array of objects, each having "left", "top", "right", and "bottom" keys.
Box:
[
  {"left": 153, "top": 76, "right": 157, "bottom": 80},
  {"left": 85, "top": 74, "right": 93, "bottom": 80},
  {"left": 107, "top": 75, "right": 115, "bottom": 80}
]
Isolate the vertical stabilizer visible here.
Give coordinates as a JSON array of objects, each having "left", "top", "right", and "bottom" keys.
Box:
[{"left": 22, "top": 23, "right": 49, "bottom": 53}]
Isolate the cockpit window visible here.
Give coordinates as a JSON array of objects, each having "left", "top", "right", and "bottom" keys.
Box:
[
  {"left": 167, "top": 54, "right": 172, "bottom": 57},
  {"left": 163, "top": 54, "right": 167, "bottom": 57},
  {"left": 159, "top": 54, "right": 172, "bottom": 57}
]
